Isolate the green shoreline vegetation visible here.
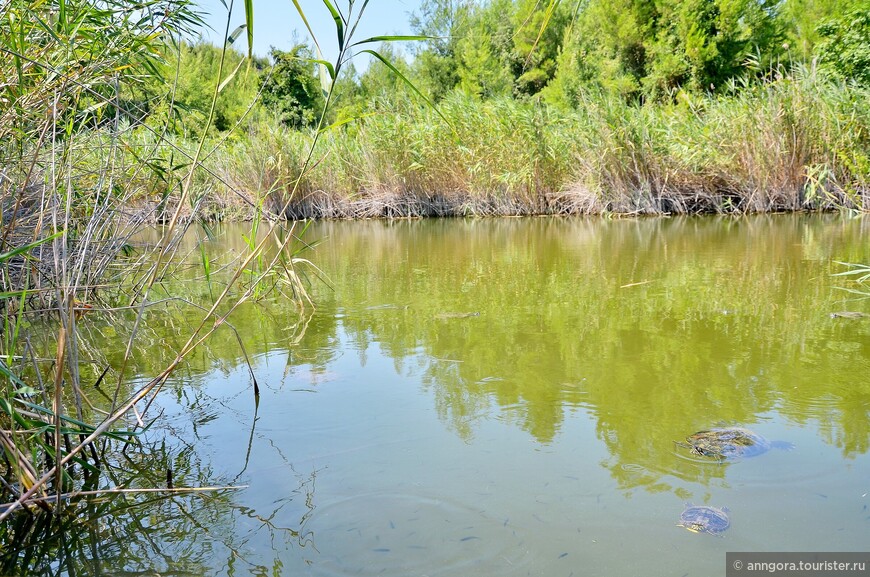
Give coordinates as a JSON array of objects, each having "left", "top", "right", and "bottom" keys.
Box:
[
  {"left": 138, "top": 0, "right": 870, "bottom": 220},
  {"left": 158, "top": 0, "right": 869, "bottom": 219},
  {"left": 214, "top": 75, "right": 870, "bottom": 218},
  {"left": 4, "top": 0, "right": 870, "bottom": 224},
  {"left": 1, "top": 0, "right": 869, "bottom": 569}
]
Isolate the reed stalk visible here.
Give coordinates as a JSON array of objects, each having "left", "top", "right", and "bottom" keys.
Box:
[{"left": 0, "top": 0, "right": 315, "bottom": 528}]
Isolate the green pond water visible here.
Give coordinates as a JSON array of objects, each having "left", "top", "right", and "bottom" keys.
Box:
[{"left": 20, "top": 214, "right": 870, "bottom": 576}]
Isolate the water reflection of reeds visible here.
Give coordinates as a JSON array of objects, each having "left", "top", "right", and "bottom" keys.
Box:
[{"left": 0, "top": 423, "right": 318, "bottom": 576}]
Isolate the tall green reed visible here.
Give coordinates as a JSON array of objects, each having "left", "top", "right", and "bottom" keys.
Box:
[
  {"left": 0, "top": 0, "right": 298, "bottom": 525},
  {"left": 210, "top": 70, "right": 868, "bottom": 218},
  {"left": 1, "top": 0, "right": 209, "bottom": 518},
  {"left": 0, "top": 0, "right": 438, "bottom": 531}
]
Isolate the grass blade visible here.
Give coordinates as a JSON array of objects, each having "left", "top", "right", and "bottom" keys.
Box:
[
  {"left": 289, "top": 0, "right": 325, "bottom": 58},
  {"left": 350, "top": 34, "right": 431, "bottom": 47},
  {"left": 0, "top": 232, "right": 64, "bottom": 263},
  {"left": 321, "top": 0, "right": 345, "bottom": 51},
  {"left": 227, "top": 24, "right": 247, "bottom": 46},
  {"left": 359, "top": 48, "right": 455, "bottom": 135},
  {"left": 218, "top": 57, "right": 246, "bottom": 93}
]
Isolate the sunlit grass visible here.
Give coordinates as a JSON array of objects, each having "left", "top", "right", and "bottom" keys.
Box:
[{"left": 208, "top": 69, "right": 869, "bottom": 218}]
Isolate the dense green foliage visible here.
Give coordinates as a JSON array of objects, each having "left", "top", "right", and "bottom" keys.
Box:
[
  {"left": 164, "top": 42, "right": 265, "bottom": 133},
  {"left": 0, "top": 0, "right": 199, "bottom": 136},
  {"left": 408, "top": 0, "right": 569, "bottom": 99},
  {"left": 558, "top": 0, "right": 784, "bottom": 100},
  {"left": 0, "top": 0, "right": 868, "bottom": 567},
  {"left": 261, "top": 45, "right": 326, "bottom": 128},
  {"left": 143, "top": 42, "right": 323, "bottom": 135},
  {"left": 401, "top": 0, "right": 869, "bottom": 105},
  {"left": 814, "top": 8, "right": 870, "bottom": 85}
]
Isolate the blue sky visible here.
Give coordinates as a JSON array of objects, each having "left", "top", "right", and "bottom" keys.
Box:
[{"left": 195, "top": 0, "right": 425, "bottom": 64}]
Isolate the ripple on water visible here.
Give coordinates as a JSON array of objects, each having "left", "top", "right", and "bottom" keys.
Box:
[
  {"left": 306, "top": 491, "right": 532, "bottom": 577},
  {"left": 778, "top": 392, "right": 846, "bottom": 421},
  {"left": 665, "top": 425, "right": 842, "bottom": 491}
]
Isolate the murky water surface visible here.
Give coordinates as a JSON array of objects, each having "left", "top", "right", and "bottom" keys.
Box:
[{"left": 56, "top": 216, "right": 870, "bottom": 575}]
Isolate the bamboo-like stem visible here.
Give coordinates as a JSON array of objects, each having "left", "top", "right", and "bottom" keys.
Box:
[{"left": 51, "top": 324, "right": 66, "bottom": 509}]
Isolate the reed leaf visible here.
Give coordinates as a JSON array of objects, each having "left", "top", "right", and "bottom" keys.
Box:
[
  {"left": 832, "top": 262, "right": 870, "bottom": 282},
  {"left": 360, "top": 48, "right": 454, "bottom": 133},
  {"left": 227, "top": 24, "right": 247, "bottom": 46},
  {"left": 0, "top": 233, "right": 64, "bottom": 263},
  {"left": 321, "top": 0, "right": 346, "bottom": 52}
]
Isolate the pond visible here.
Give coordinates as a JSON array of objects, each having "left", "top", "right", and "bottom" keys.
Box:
[{"left": 15, "top": 214, "right": 870, "bottom": 576}]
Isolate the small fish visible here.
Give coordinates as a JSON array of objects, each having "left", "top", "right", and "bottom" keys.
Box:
[
  {"left": 434, "top": 311, "right": 481, "bottom": 319},
  {"left": 831, "top": 311, "right": 870, "bottom": 319},
  {"left": 559, "top": 553, "right": 568, "bottom": 559},
  {"left": 372, "top": 548, "right": 391, "bottom": 553},
  {"left": 460, "top": 536, "right": 480, "bottom": 542}
]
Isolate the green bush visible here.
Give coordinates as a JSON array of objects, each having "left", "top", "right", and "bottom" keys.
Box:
[{"left": 814, "top": 7, "right": 870, "bottom": 86}]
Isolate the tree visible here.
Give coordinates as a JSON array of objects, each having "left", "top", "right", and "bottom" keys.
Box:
[
  {"left": 814, "top": 6, "right": 870, "bottom": 85},
  {"left": 510, "top": 0, "right": 570, "bottom": 96},
  {"left": 779, "top": 0, "right": 857, "bottom": 61},
  {"left": 165, "top": 42, "right": 264, "bottom": 134},
  {"left": 455, "top": 0, "right": 514, "bottom": 97},
  {"left": 549, "top": 0, "right": 785, "bottom": 103},
  {"left": 410, "top": 0, "right": 475, "bottom": 100},
  {"left": 260, "top": 45, "right": 325, "bottom": 129},
  {"left": 646, "top": 0, "right": 784, "bottom": 95},
  {"left": 547, "top": 0, "right": 655, "bottom": 102}
]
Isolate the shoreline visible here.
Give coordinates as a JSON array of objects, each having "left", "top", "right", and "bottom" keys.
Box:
[{"left": 148, "top": 187, "right": 865, "bottom": 224}]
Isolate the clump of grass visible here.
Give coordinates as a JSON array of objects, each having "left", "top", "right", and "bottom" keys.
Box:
[
  {"left": 697, "top": 67, "right": 870, "bottom": 212},
  {"left": 214, "top": 93, "right": 579, "bottom": 218},
  {"left": 0, "top": 0, "right": 315, "bottom": 527},
  {"left": 210, "top": 67, "right": 869, "bottom": 218},
  {"left": 0, "top": 0, "right": 205, "bottom": 519},
  {"left": 560, "top": 67, "right": 870, "bottom": 214}
]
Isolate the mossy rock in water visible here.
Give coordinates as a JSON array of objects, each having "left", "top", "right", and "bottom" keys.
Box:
[
  {"left": 677, "top": 504, "right": 730, "bottom": 535},
  {"left": 678, "top": 427, "right": 794, "bottom": 460}
]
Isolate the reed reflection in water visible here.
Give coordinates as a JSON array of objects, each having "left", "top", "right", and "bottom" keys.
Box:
[{"left": 15, "top": 214, "right": 869, "bottom": 576}]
